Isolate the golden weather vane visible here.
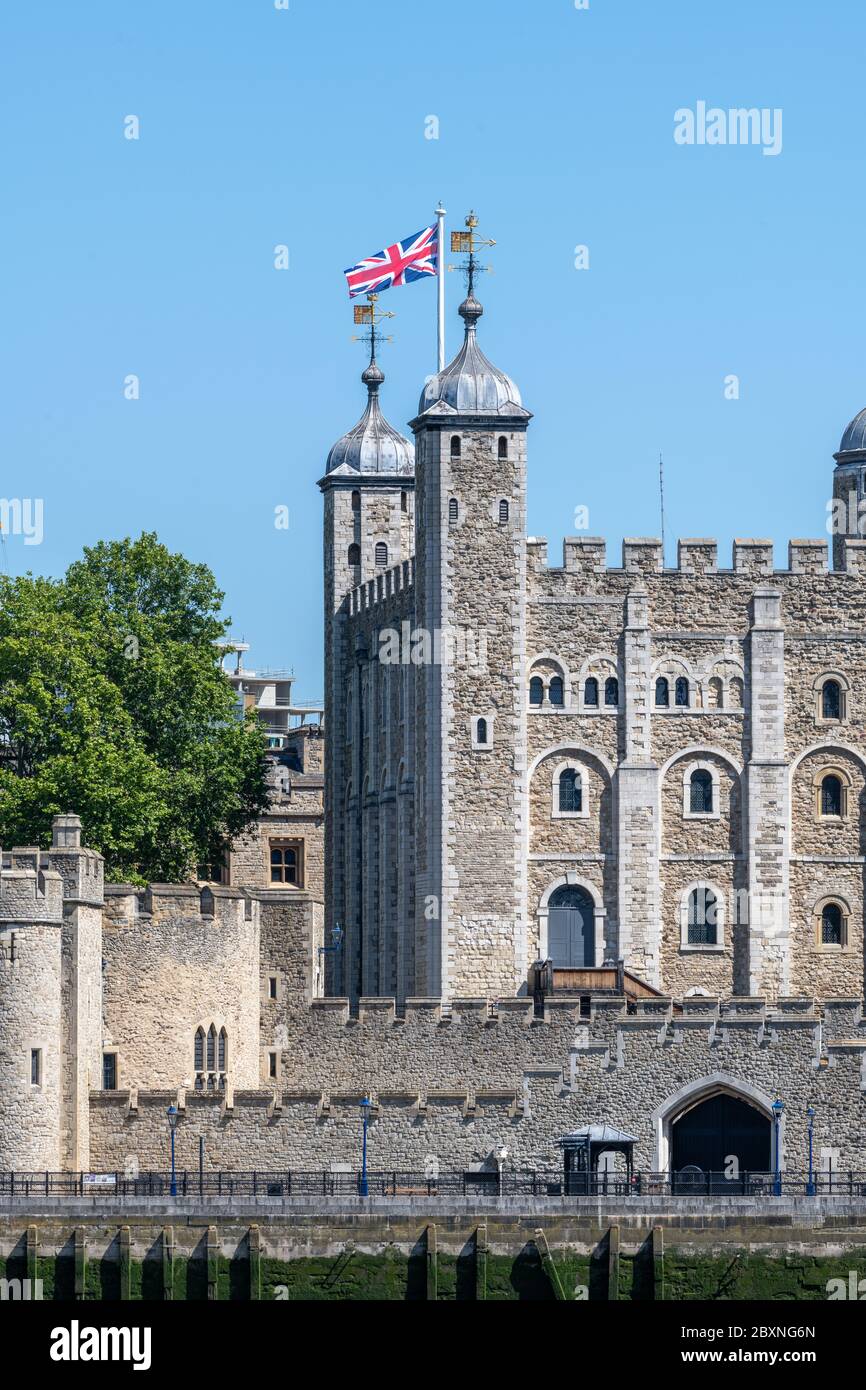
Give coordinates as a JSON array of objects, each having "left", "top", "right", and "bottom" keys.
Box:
[
  {"left": 447, "top": 210, "right": 496, "bottom": 296},
  {"left": 350, "top": 292, "right": 395, "bottom": 361}
]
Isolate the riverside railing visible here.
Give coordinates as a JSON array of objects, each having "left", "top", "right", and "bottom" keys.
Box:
[{"left": 1, "top": 1170, "right": 865, "bottom": 1199}]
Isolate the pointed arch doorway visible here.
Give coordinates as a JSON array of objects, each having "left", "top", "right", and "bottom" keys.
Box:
[{"left": 547, "top": 884, "right": 595, "bottom": 968}]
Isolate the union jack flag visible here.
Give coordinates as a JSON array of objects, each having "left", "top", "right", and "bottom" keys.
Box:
[{"left": 344, "top": 224, "right": 438, "bottom": 299}]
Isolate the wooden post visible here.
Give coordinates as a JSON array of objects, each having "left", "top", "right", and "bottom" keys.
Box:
[
  {"left": 652, "top": 1225, "right": 665, "bottom": 1301},
  {"left": 26, "top": 1225, "right": 39, "bottom": 1299},
  {"left": 162, "top": 1227, "right": 175, "bottom": 1301},
  {"left": 207, "top": 1225, "right": 219, "bottom": 1301},
  {"left": 249, "top": 1225, "right": 261, "bottom": 1301},
  {"left": 426, "top": 1224, "right": 437, "bottom": 1301},
  {"left": 607, "top": 1225, "right": 620, "bottom": 1301},
  {"left": 119, "top": 1226, "right": 131, "bottom": 1300},
  {"left": 535, "top": 1228, "right": 565, "bottom": 1301},
  {"left": 475, "top": 1223, "right": 487, "bottom": 1301},
  {"left": 74, "top": 1227, "right": 87, "bottom": 1300}
]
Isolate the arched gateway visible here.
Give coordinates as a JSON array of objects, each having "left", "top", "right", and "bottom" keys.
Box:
[{"left": 652, "top": 1074, "right": 777, "bottom": 1184}]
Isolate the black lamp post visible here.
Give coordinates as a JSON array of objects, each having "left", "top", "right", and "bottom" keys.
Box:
[
  {"left": 806, "top": 1106, "right": 816, "bottom": 1196},
  {"left": 359, "top": 1096, "right": 372, "bottom": 1197},
  {"left": 772, "top": 1099, "right": 784, "bottom": 1195},
  {"left": 167, "top": 1104, "right": 178, "bottom": 1197}
]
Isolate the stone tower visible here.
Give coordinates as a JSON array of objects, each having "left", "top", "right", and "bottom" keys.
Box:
[
  {"left": 410, "top": 282, "right": 531, "bottom": 999},
  {"left": 832, "top": 406, "right": 866, "bottom": 568},
  {"left": 318, "top": 352, "right": 414, "bottom": 998},
  {"left": 0, "top": 815, "right": 103, "bottom": 1171}
]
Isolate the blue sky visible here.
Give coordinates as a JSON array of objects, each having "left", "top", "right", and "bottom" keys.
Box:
[{"left": 2, "top": 0, "right": 864, "bottom": 696}]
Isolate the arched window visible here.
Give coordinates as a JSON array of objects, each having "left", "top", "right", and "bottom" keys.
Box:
[
  {"left": 400, "top": 489, "right": 408, "bottom": 512},
  {"left": 498, "top": 436, "right": 508, "bottom": 460},
  {"left": 448, "top": 497, "right": 458, "bottom": 524},
  {"left": 374, "top": 542, "right": 388, "bottom": 568},
  {"left": 604, "top": 676, "right": 619, "bottom": 707},
  {"left": 729, "top": 677, "right": 744, "bottom": 708},
  {"left": 207, "top": 1025, "right": 217, "bottom": 1071},
  {"left": 675, "top": 677, "right": 690, "bottom": 707},
  {"left": 822, "top": 679, "right": 842, "bottom": 720},
  {"left": 218, "top": 1028, "right": 227, "bottom": 1071},
  {"left": 351, "top": 489, "right": 361, "bottom": 512},
  {"left": 529, "top": 676, "right": 544, "bottom": 706},
  {"left": 348, "top": 542, "right": 360, "bottom": 567},
  {"left": 707, "top": 676, "right": 723, "bottom": 709},
  {"left": 820, "top": 774, "right": 843, "bottom": 818},
  {"left": 549, "top": 676, "right": 564, "bottom": 707},
  {"left": 194, "top": 1028, "right": 205, "bottom": 1072},
  {"left": 450, "top": 435, "right": 461, "bottom": 459},
  {"left": 498, "top": 499, "right": 510, "bottom": 524},
  {"left": 821, "top": 902, "right": 844, "bottom": 946},
  {"left": 655, "top": 677, "right": 669, "bottom": 707},
  {"left": 584, "top": 677, "right": 599, "bottom": 707},
  {"left": 476, "top": 717, "right": 488, "bottom": 745},
  {"left": 687, "top": 887, "right": 718, "bottom": 946},
  {"left": 689, "top": 769, "right": 713, "bottom": 814},
  {"left": 558, "top": 768, "right": 582, "bottom": 814}
]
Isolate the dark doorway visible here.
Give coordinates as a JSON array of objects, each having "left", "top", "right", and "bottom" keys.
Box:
[
  {"left": 547, "top": 885, "right": 594, "bottom": 967},
  {"left": 671, "top": 1092, "right": 771, "bottom": 1183}
]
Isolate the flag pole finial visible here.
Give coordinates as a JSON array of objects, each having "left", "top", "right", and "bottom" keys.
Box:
[
  {"left": 448, "top": 211, "right": 496, "bottom": 331},
  {"left": 350, "top": 292, "right": 395, "bottom": 385}
]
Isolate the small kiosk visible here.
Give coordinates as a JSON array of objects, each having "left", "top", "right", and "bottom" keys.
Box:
[{"left": 560, "top": 1125, "right": 638, "bottom": 1195}]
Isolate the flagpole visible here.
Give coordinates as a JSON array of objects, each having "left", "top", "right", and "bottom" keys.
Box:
[{"left": 435, "top": 202, "right": 446, "bottom": 371}]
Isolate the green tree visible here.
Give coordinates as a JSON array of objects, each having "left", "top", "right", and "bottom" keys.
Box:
[{"left": 0, "top": 534, "right": 270, "bottom": 883}]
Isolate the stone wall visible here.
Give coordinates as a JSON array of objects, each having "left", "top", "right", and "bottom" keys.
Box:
[
  {"left": 101, "top": 886, "right": 261, "bottom": 1092},
  {"left": 88, "top": 995, "right": 866, "bottom": 1175}
]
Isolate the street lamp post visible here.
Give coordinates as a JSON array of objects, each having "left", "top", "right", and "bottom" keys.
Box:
[
  {"left": 772, "top": 1099, "right": 784, "bottom": 1196},
  {"left": 359, "top": 1096, "right": 372, "bottom": 1197},
  {"left": 806, "top": 1106, "right": 816, "bottom": 1196},
  {"left": 167, "top": 1104, "right": 178, "bottom": 1197}
]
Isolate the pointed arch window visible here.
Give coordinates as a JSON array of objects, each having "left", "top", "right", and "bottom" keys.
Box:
[
  {"left": 604, "top": 676, "right": 619, "bottom": 707},
  {"left": 194, "top": 1027, "right": 205, "bottom": 1072},
  {"left": 655, "top": 677, "right": 669, "bottom": 707},
  {"left": 675, "top": 676, "right": 690, "bottom": 707},
  {"left": 584, "top": 677, "right": 599, "bottom": 707},
  {"left": 529, "top": 676, "right": 544, "bottom": 706},
  {"left": 549, "top": 676, "right": 564, "bottom": 707},
  {"left": 218, "top": 1028, "right": 227, "bottom": 1071}
]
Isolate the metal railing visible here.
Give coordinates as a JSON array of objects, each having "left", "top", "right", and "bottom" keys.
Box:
[{"left": 1, "top": 1170, "right": 865, "bottom": 1199}]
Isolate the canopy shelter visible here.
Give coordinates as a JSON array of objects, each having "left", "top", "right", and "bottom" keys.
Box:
[{"left": 559, "top": 1125, "right": 638, "bottom": 1194}]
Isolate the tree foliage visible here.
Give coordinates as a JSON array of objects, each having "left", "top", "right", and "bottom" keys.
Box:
[{"left": 0, "top": 534, "right": 270, "bottom": 883}]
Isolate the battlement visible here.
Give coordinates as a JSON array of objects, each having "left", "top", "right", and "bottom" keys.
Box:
[
  {"left": 0, "top": 816, "right": 104, "bottom": 917},
  {"left": 0, "top": 860, "right": 64, "bottom": 925},
  {"left": 525, "top": 536, "right": 866, "bottom": 578},
  {"left": 348, "top": 557, "right": 415, "bottom": 615},
  {"left": 104, "top": 882, "right": 259, "bottom": 931}
]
